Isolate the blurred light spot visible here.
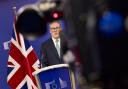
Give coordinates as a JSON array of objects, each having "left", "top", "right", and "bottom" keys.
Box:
[
  {"left": 53, "top": 12, "right": 58, "bottom": 19},
  {"left": 99, "top": 11, "right": 123, "bottom": 37},
  {"left": 39, "top": 2, "right": 56, "bottom": 11}
]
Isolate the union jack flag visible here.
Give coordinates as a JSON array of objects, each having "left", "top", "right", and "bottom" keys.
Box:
[{"left": 7, "top": 14, "right": 40, "bottom": 89}]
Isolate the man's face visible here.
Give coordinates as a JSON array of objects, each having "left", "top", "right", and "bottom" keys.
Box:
[{"left": 50, "top": 22, "right": 62, "bottom": 39}]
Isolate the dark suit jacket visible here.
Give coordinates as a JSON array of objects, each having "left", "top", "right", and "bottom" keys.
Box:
[{"left": 41, "top": 37, "right": 68, "bottom": 67}]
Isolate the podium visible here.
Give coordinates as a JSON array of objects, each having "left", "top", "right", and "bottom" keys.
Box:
[{"left": 33, "top": 64, "right": 76, "bottom": 89}]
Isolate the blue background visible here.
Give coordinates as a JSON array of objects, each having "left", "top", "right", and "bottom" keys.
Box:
[{"left": 0, "top": 0, "right": 50, "bottom": 88}]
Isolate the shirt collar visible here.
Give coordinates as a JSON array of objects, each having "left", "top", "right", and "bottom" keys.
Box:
[
  {"left": 52, "top": 37, "right": 60, "bottom": 47},
  {"left": 52, "top": 37, "right": 60, "bottom": 43}
]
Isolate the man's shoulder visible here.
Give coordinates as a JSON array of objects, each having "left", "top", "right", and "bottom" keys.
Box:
[{"left": 42, "top": 38, "right": 52, "bottom": 47}]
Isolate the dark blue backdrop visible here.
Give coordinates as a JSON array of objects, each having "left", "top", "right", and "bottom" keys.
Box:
[{"left": 0, "top": 0, "right": 50, "bottom": 88}]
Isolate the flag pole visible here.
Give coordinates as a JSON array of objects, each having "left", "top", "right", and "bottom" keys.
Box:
[
  {"left": 12, "top": 7, "right": 17, "bottom": 19},
  {"left": 12, "top": 7, "right": 21, "bottom": 46}
]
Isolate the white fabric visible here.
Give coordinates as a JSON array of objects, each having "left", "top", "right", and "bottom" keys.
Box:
[
  {"left": 52, "top": 38, "right": 60, "bottom": 57},
  {"left": 52, "top": 37, "right": 60, "bottom": 48}
]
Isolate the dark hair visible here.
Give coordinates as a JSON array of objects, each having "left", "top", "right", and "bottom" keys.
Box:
[{"left": 49, "top": 20, "right": 61, "bottom": 27}]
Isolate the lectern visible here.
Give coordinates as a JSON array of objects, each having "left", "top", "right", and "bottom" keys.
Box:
[{"left": 33, "top": 64, "right": 76, "bottom": 89}]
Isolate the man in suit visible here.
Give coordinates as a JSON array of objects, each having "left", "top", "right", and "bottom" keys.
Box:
[{"left": 41, "top": 20, "right": 68, "bottom": 67}]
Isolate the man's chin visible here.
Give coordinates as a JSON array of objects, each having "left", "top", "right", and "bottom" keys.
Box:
[{"left": 53, "top": 36, "right": 59, "bottom": 39}]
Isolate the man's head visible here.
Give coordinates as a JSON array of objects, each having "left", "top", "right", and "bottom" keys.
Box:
[{"left": 49, "top": 21, "right": 62, "bottom": 39}]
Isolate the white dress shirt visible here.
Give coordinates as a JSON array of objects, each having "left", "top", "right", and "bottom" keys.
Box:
[
  {"left": 52, "top": 37, "right": 60, "bottom": 48},
  {"left": 52, "top": 37, "right": 61, "bottom": 57}
]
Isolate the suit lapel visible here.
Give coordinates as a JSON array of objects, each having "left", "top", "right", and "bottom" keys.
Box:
[
  {"left": 60, "top": 40, "right": 63, "bottom": 59},
  {"left": 49, "top": 38, "right": 60, "bottom": 59}
]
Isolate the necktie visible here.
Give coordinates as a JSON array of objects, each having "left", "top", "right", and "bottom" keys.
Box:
[{"left": 55, "top": 39, "right": 60, "bottom": 57}]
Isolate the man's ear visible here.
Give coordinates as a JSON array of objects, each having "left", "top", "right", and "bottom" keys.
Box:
[{"left": 59, "top": 29, "right": 62, "bottom": 32}]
